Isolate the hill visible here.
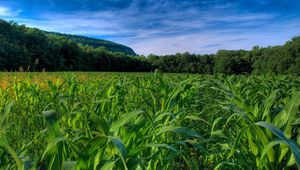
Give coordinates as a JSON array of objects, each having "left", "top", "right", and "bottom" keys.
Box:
[
  {"left": 0, "top": 19, "right": 150, "bottom": 71},
  {"left": 46, "top": 32, "right": 136, "bottom": 55}
]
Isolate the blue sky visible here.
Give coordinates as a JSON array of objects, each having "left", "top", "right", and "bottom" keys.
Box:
[{"left": 0, "top": 0, "right": 300, "bottom": 55}]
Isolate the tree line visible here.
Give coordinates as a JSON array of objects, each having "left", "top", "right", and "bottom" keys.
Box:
[
  {"left": 0, "top": 19, "right": 150, "bottom": 72},
  {"left": 0, "top": 19, "right": 299, "bottom": 74},
  {"left": 147, "top": 37, "right": 300, "bottom": 75}
]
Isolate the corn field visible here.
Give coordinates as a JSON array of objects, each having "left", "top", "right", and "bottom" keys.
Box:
[{"left": 0, "top": 72, "right": 299, "bottom": 170}]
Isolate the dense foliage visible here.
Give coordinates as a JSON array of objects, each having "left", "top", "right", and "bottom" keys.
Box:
[
  {"left": 0, "top": 19, "right": 300, "bottom": 74},
  {"left": 46, "top": 32, "right": 136, "bottom": 55},
  {"left": 147, "top": 40, "right": 300, "bottom": 74},
  {"left": 0, "top": 72, "right": 299, "bottom": 169},
  {"left": 0, "top": 19, "right": 149, "bottom": 72}
]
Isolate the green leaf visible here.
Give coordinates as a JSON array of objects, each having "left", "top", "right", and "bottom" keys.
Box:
[
  {"left": 0, "top": 139, "right": 24, "bottom": 170},
  {"left": 157, "top": 126, "right": 202, "bottom": 138},
  {"left": 273, "top": 91, "right": 300, "bottom": 133},
  {"left": 63, "top": 161, "right": 77, "bottom": 170},
  {"left": 211, "top": 117, "right": 223, "bottom": 137},
  {"left": 228, "top": 126, "right": 249, "bottom": 158},
  {"left": 146, "top": 143, "right": 177, "bottom": 152},
  {"left": 214, "top": 162, "right": 238, "bottom": 170},
  {"left": 101, "top": 159, "right": 118, "bottom": 170},
  {"left": 260, "top": 139, "right": 282, "bottom": 160},
  {"left": 0, "top": 100, "right": 14, "bottom": 132},
  {"left": 256, "top": 122, "right": 300, "bottom": 168},
  {"left": 108, "top": 136, "right": 128, "bottom": 170},
  {"left": 42, "top": 137, "right": 66, "bottom": 160},
  {"left": 154, "top": 112, "right": 175, "bottom": 123},
  {"left": 292, "top": 118, "right": 300, "bottom": 125},
  {"left": 110, "top": 110, "right": 144, "bottom": 134},
  {"left": 185, "top": 115, "right": 211, "bottom": 125}
]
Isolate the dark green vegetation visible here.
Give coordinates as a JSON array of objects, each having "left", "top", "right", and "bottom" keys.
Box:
[
  {"left": 1, "top": 19, "right": 300, "bottom": 74},
  {"left": 148, "top": 39, "right": 300, "bottom": 74},
  {"left": 46, "top": 32, "right": 136, "bottom": 55},
  {"left": 0, "top": 19, "right": 149, "bottom": 72},
  {"left": 0, "top": 72, "right": 299, "bottom": 169}
]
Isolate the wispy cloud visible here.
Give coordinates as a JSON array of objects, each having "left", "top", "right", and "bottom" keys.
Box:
[
  {"left": 2, "top": 0, "right": 300, "bottom": 55},
  {"left": 0, "top": 6, "right": 21, "bottom": 17}
]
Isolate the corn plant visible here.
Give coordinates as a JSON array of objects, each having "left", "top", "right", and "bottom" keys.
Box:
[{"left": 0, "top": 72, "right": 299, "bottom": 169}]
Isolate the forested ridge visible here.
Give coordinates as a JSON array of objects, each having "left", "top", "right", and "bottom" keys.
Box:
[
  {"left": 0, "top": 19, "right": 149, "bottom": 72},
  {"left": 0, "top": 19, "right": 299, "bottom": 74},
  {"left": 46, "top": 32, "right": 136, "bottom": 55}
]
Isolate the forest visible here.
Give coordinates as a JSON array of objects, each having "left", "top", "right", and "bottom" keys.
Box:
[{"left": 0, "top": 19, "right": 299, "bottom": 74}]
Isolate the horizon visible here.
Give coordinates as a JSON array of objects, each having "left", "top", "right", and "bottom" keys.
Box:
[{"left": 0, "top": 0, "right": 300, "bottom": 55}]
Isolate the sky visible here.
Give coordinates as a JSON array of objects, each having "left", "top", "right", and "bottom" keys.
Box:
[{"left": 0, "top": 0, "right": 300, "bottom": 55}]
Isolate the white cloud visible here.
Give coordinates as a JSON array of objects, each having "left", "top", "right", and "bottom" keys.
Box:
[
  {"left": 127, "top": 21, "right": 300, "bottom": 55},
  {"left": 4, "top": 1, "right": 300, "bottom": 55},
  {"left": 0, "top": 6, "right": 21, "bottom": 17}
]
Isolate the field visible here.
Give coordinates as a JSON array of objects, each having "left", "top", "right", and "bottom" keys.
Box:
[{"left": 0, "top": 72, "right": 299, "bottom": 170}]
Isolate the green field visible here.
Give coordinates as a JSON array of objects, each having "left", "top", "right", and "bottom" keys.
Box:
[{"left": 0, "top": 72, "right": 300, "bottom": 169}]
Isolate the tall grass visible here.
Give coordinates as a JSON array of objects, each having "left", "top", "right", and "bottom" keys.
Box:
[{"left": 0, "top": 73, "right": 299, "bottom": 169}]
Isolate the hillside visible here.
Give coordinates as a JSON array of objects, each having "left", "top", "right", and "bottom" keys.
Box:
[
  {"left": 46, "top": 32, "right": 136, "bottom": 55},
  {"left": 0, "top": 19, "right": 150, "bottom": 71}
]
